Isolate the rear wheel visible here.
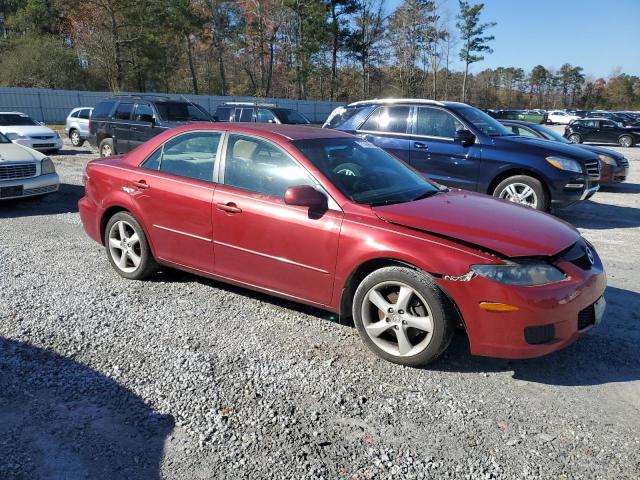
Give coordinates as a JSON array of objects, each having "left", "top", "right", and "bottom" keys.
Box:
[
  {"left": 99, "top": 138, "right": 115, "bottom": 157},
  {"left": 353, "top": 266, "right": 454, "bottom": 367},
  {"left": 619, "top": 135, "right": 634, "bottom": 148},
  {"left": 70, "top": 129, "right": 84, "bottom": 147},
  {"left": 104, "top": 212, "right": 158, "bottom": 280},
  {"left": 493, "top": 175, "right": 549, "bottom": 211},
  {"left": 568, "top": 133, "right": 582, "bottom": 144}
]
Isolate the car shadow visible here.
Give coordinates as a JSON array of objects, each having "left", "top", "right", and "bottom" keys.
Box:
[
  {"left": 0, "top": 337, "right": 173, "bottom": 479},
  {"left": 556, "top": 197, "right": 640, "bottom": 229},
  {"left": 0, "top": 183, "right": 84, "bottom": 218},
  {"left": 50, "top": 147, "right": 94, "bottom": 156},
  {"left": 599, "top": 182, "right": 640, "bottom": 194}
]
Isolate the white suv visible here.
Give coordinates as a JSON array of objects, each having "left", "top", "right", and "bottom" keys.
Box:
[{"left": 547, "top": 110, "right": 579, "bottom": 125}]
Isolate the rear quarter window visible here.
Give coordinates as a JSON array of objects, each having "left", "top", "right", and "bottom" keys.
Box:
[{"left": 92, "top": 100, "right": 117, "bottom": 120}]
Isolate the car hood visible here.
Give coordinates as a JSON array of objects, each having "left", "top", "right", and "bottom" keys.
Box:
[
  {"left": 372, "top": 190, "right": 580, "bottom": 258},
  {"left": 576, "top": 144, "right": 625, "bottom": 159},
  {"left": 0, "top": 142, "right": 45, "bottom": 162},
  {"left": 494, "top": 135, "right": 598, "bottom": 161},
  {"left": 0, "top": 125, "right": 57, "bottom": 137}
]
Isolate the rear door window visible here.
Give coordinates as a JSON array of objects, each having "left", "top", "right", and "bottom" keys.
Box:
[
  {"left": 114, "top": 103, "right": 134, "bottom": 121},
  {"left": 360, "top": 106, "right": 411, "bottom": 134}
]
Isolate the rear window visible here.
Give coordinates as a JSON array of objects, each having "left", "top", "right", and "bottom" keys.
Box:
[{"left": 92, "top": 100, "right": 117, "bottom": 120}]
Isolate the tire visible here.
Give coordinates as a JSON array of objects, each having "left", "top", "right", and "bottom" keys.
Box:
[
  {"left": 492, "top": 174, "right": 549, "bottom": 211},
  {"left": 333, "top": 162, "right": 362, "bottom": 176},
  {"left": 568, "top": 133, "right": 582, "bottom": 144},
  {"left": 70, "top": 129, "right": 84, "bottom": 147},
  {"left": 99, "top": 138, "right": 115, "bottom": 157},
  {"left": 352, "top": 266, "right": 454, "bottom": 367},
  {"left": 619, "top": 135, "right": 634, "bottom": 148},
  {"left": 104, "top": 211, "right": 158, "bottom": 280}
]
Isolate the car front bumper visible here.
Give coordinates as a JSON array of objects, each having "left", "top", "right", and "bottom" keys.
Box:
[
  {"left": 437, "top": 258, "right": 607, "bottom": 359},
  {"left": 12, "top": 138, "right": 63, "bottom": 151},
  {"left": 0, "top": 173, "right": 60, "bottom": 200},
  {"left": 550, "top": 175, "right": 599, "bottom": 208}
]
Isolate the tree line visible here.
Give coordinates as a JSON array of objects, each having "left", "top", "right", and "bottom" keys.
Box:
[{"left": 0, "top": 0, "right": 638, "bottom": 110}]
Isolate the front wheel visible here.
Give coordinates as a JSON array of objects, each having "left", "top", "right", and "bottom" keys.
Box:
[
  {"left": 353, "top": 266, "right": 454, "bottom": 367},
  {"left": 568, "top": 133, "right": 582, "bottom": 144},
  {"left": 104, "top": 212, "right": 158, "bottom": 280},
  {"left": 493, "top": 175, "right": 549, "bottom": 211},
  {"left": 619, "top": 135, "right": 635, "bottom": 148},
  {"left": 70, "top": 129, "right": 84, "bottom": 147}
]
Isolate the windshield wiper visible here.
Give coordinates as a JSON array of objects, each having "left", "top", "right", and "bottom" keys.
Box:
[{"left": 411, "top": 190, "right": 440, "bottom": 201}]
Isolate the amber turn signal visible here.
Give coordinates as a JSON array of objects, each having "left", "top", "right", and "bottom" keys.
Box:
[{"left": 479, "top": 302, "right": 519, "bottom": 312}]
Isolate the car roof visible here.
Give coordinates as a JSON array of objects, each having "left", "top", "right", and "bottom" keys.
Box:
[
  {"left": 169, "top": 122, "right": 354, "bottom": 141},
  {"left": 346, "top": 98, "right": 467, "bottom": 108},
  {"left": 0, "top": 111, "right": 28, "bottom": 115},
  {"left": 105, "top": 95, "right": 189, "bottom": 103}
]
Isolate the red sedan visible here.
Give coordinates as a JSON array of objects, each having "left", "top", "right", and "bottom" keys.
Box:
[{"left": 79, "top": 124, "right": 606, "bottom": 367}]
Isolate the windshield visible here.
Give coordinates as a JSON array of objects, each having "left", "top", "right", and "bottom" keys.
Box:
[
  {"left": 534, "top": 124, "right": 572, "bottom": 144},
  {"left": 273, "top": 109, "right": 310, "bottom": 124},
  {"left": 293, "top": 138, "right": 440, "bottom": 206},
  {"left": 155, "top": 102, "right": 211, "bottom": 122},
  {"left": 453, "top": 106, "right": 513, "bottom": 136},
  {"left": 0, "top": 131, "right": 10, "bottom": 143},
  {"left": 0, "top": 113, "right": 39, "bottom": 126}
]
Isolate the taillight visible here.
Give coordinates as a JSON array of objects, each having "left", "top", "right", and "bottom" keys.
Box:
[{"left": 89, "top": 120, "right": 94, "bottom": 135}]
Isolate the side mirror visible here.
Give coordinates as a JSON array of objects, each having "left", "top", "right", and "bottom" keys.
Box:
[
  {"left": 454, "top": 129, "right": 475, "bottom": 146},
  {"left": 284, "top": 185, "right": 326, "bottom": 209}
]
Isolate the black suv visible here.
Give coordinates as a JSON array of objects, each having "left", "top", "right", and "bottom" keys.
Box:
[
  {"left": 564, "top": 118, "right": 640, "bottom": 148},
  {"left": 213, "top": 102, "right": 311, "bottom": 125},
  {"left": 89, "top": 95, "right": 213, "bottom": 157}
]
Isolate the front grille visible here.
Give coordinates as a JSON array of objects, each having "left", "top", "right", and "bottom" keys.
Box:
[
  {"left": 29, "top": 135, "right": 55, "bottom": 140},
  {"left": 578, "top": 304, "right": 596, "bottom": 330},
  {"left": 524, "top": 324, "right": 555, "bottom": 345},
  {"left": 23, "top": 184, "right": 57, "bottom": 196},
  {"left": 0, "top": 163, "right": 37, "bottom": 180},
  {"left": 557, "top": 239, "right": 594, "bottom": 270},
  {"left": 584, "top": 159, "right": 600, "bottom": 178}
]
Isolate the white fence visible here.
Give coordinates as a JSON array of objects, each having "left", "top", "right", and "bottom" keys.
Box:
[{"left": 0, "top": 87, "right": 345, "bottom": 124}]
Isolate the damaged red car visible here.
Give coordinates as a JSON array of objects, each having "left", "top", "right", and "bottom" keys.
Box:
[{"left": 79, "top": 124, "right": 606, "bottom": 367}]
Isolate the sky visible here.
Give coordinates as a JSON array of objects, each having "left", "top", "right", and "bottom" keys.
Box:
[{"left": 386, "top": 0, "right": 640, "bottom": 78}]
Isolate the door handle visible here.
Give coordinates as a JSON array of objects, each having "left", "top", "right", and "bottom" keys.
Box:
[
  {"left": 132, "top": 180, "right": 149, "bottom": 190},
  {"left": 414, "top": 142, "right": 428, "bottom": 149},
  {"left": 217, "top": 202, "right": 242, "bottom": 214}
]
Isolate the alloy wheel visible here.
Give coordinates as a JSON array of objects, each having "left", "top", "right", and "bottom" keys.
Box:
[
  {"left": 71, "top": 131, "right": 81, "bottom": 146},
  {"left": 108, "top": 220, "right": 142, "bottom": 273},
  {"left": 101, "top": 143, "right": 112, "bottom": 157},
  {"left": 498, "top": 182, "right": 538, "bottom": 208},
  {"left": 621, "top": 136, "right": 632, "bottom": 147},
  {"left": 360, "top": 281, "right": 434, "bottom": 357}
]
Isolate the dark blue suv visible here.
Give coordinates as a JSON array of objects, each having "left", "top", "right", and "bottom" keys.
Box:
[{"left": 323, "top": 99, "right": 600, "bottom": 211}]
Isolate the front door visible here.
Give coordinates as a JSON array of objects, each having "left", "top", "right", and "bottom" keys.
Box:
[
  {"left": 212, "top": 133, "right": 342, "bottom": 305},
  {"left": 128, "top": 131, "right": 222, "bottom": 272},
  {"left": 356, "top": 105, "right": 413, "bottom": 163},
  {"left": 409, "top": 106, "right": 480, "bottom": 191}
]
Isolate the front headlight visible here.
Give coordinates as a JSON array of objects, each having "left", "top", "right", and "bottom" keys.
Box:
[
  {"left": 546, "top": 156, "right": 583, "bottom": 173},
  {"left": 471, "top": 261, "right": 566, "bottom": 286},
  {"left": 5, "top": 132, "right": 27, "bottom": 140},
  {"left": 598, "top": 154, "right": 617, "bottom": 166},
  {"left": 41, "top": 157, "right": 56, "bottom": 175}
]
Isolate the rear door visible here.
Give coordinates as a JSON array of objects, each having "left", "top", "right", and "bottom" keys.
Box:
[
  {"left": 409, "top": 106, "right": 480, "bottom": 191},
  {"left": 355, "top": 105, "right": 412, "bottom": 162},
  {"left": 127, "top": 131, "right": 222, "bottom": 272},
  {"left": 77, "top": 109, "right": 91, "bottom": 136},
  {"left": 129, "top": 103, "right": 157, "bottom": 150},
  {"left": 599, "top": 120, "right": 619, "bottom": 143},
  {"left": 112, "top": 102, "right": 134, "bottom": 153}
]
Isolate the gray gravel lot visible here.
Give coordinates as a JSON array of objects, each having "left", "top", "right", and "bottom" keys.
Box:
[{"left": 1, "top": 133, "right": 639, "bottom": 479}]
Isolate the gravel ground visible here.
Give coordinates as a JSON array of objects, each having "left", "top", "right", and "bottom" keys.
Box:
[{"left": 1, "top": 134, "right": 639, "bottom": 480}]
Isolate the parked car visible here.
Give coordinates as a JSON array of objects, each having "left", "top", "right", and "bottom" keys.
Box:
[
  {"left": 323, "top": 99, "right": 600, "bottom": 211},
  {"left": 78, "top": 123, "right": 606, "bottom": 367},
  {"left": 586, "top": 111, "right": 639, "bottom": 127},
  {"left": 0, "top": 112, "right": 63, "bottom": 153},
  {"left": 89, "top": 95, "right": 213, "bottom": 157},
  {"left": 0, "top": 130, "right": 59, "bottom": 199},
  {"left": 546, "top": 110, "right": 579, "bottom": 125},
  {"left": 501, "top": 120, "right": 629, "bottom": 185},
  {"left": 488, "top": 109, "right": 546, "bottom": 124},
  {"left": 564, "top": 118, "right": 640, "bottom": 148},
  {"left": 213, "top": 102, "right": 312, "bottom": 125},
  {"left": 65, "top": 107, "right": 93, "bottom": 147}
]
